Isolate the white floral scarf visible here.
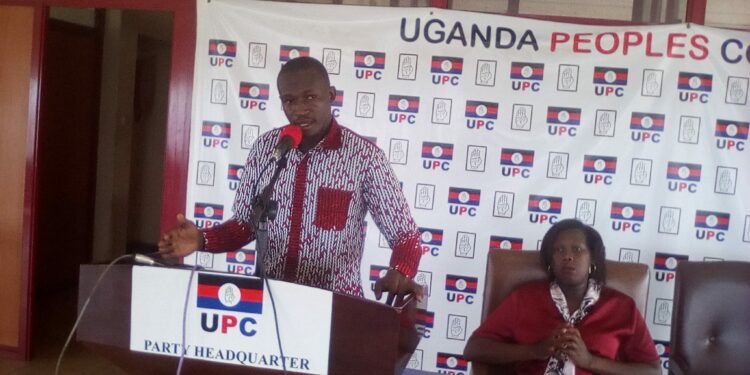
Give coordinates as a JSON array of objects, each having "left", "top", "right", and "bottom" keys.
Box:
[{"left": 544, "top": 279, "right": 601, "bottom": 375}]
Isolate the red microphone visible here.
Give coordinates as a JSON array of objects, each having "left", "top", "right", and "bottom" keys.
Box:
[{"left": 271, "top": 124, "right": 303, "bottom": 162}]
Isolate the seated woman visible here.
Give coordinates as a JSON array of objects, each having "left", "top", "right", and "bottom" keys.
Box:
[{"left": 464, "top": 219, "right": 660, "bottom": 375}]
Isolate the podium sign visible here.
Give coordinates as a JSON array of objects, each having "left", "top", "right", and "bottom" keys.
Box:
[{"left": 130, "top": 267, "right": 332, "bottom": 374}]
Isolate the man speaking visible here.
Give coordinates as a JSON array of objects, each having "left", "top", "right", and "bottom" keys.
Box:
[{"left": 159, "top": 57, "right": 423, "bottom": 305}]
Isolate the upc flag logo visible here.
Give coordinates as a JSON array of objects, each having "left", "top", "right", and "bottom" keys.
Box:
[
  {"left": 196, "top": 273, "right": 263, "bottom": 314},
  {"left": 239, "top": 82, "right": 270, "bottom": 100},
  {"left": 583, "top": 155, "right": 617, "bottom": 174},
  {"left": 594, "top": 67, "right": 628, "bottom": 96},
  {"left": 610, "top": 202, "right": 645, "bottom": 233},
  {"left": 194, "top": 203, "right": 224, "bottom": 220},
  {"left": 388, "top": 95, "right": 420, "bottom": 113},
  {"left": 202, "top": 121, "right": 231, "bottom": 139},
  {"left": 528, "top": 195, "right": 562, "bottom": 214},
  {"left": 279, "top": 45, "right": 309, "bottom": 62},
  {"left": 448, "top": 187, "right": 481, "bottom": 206},
  {"left": 208, "top": 39, "right": 236, "bottom": 57},
  {"left": 667, "top": 162, "right": 701, "bottom": 181},
  {"left": 421, "top": 142, "right": 453, "bottom": 161},
  {"left": 594, "top": 66, "right": 628, "bottom": 85},
  {"left": 678, "top": 72, "right": 712, "bottom": 103},
  {"left": 436, "top": 352, "right": 469, "bottom": 371},
  {"left": 369, "top": 265, "right": 389, "bottom": 282},
  {"left": 489, "top": 236, "right": 523, "bottom": 250},
  {"left": 445, "top": 275, "right": 478, "bottom": 294},
  {"left": 226, "top": 249, "right": 255, "bottom": 265},
  {"left": 678, "top": 72, "right": 712, "bottom": 92},
  {"left": 208, "top": 39, "right": 236, "bottom": 68},
  {"left": 695, "top": 210, "right": 730, "bottom": 230},
  {"left": 610, "top": 202, "right": 645, "bottom": 221},
  {"left": 465, "top": 100, "right": 498, "bottom": 119},
  {"left": 354, "top": 50, "right": 385, "bottom": 69},
  {"left": 511, "top": 62, "right": 544, "bottom": 80},
  {"left": 419, "top": 227, "right": 444, "bottom": 246},
  {"left": 431, "top": 56, "right": 463, "bottom": 74}
]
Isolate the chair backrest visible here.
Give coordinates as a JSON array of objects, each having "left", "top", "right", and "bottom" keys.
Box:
[
  {"left": 669, "top": 261, "right": 750, "bottom": 375},
  {"left": 481, "top": 249, "right": 650, "bottom": 320},
  {"left": 471, "top": 249, "right": 650, "bottom": 375}
]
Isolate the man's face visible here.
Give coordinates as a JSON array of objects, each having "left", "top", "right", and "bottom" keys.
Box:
[{"left": 277, "top": 68, "right": 335, "bottom": 140}]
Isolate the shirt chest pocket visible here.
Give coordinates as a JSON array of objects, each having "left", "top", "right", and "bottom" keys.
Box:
[{"left": 314, "top": 187, "right": 353, "bottom": 231}]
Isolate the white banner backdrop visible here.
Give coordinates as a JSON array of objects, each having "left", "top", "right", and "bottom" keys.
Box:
[{"left": 186, "top": 0, "right": 750, "bottom": 373}]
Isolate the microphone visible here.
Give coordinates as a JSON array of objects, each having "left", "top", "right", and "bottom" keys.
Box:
[
  {"left": 132, "top": 253, "right": 204, "bottom": 270},
  {"left": 271, "top": 125, "right": 303, "bottom": 162},
  {"left": 133, "top": 253, "right": 163, "bottom": 266}
]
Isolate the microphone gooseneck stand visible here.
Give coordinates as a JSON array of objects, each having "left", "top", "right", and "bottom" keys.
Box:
[
  {"left": 250, "top": 153, "right": 292, "bottom": 374},
  {"left": 250, "top": 153, "right": 289, "bottom": 279}
]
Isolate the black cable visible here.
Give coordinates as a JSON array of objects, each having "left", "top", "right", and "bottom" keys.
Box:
[{"left": 264, "top": 278, "right": 288, "bottom": 374}]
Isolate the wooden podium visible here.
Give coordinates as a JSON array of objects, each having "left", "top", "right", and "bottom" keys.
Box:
[{"left": 77, "top": 264, "right": 419, "bottom": 375}]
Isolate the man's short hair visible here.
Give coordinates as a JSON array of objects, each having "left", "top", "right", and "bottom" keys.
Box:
[{"left": 278, "top": 56, "right": 331, "bottom": 86}]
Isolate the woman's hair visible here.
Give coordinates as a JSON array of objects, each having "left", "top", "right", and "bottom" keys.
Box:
[{"left": 539, "top": 218, "right": 607, "bottom": 284}]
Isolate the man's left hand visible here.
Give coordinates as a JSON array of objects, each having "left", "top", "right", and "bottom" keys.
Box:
[{"left": 374, "top": 269, "right": 423, "bottom": 307}]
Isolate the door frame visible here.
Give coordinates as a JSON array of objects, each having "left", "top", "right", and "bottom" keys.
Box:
[{"left": 0, "top": 0, "right": 194, "bottom": 360}]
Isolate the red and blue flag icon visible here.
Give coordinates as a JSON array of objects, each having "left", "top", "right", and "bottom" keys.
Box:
[
  {"left": 415, "top": 309, "right": 434, "bottom": 328},
  {"left": 419, "top": 227, "right": 444, "bottom": 246},
  {"left": 421, "top": 142, "right": 453, "bottom": 160},
  {"left": 197, "top": 273, "right": 263, "bottom": 314},
  {"left": 546, "top": 106, "right": 581, "bottom": 125},
  {"left": 445, "top": 275, "right": 478, "bottom": 294},
  {"left": 354, "top": 51, "right": 385, "bottom": 69},
  {"left": 369, "top": 265, "right": 389, "bottom": 282},
  {"left": 630, "top": 112, "right": 665, "bottom": 131},
  {"left": 714, "top": 119, "right": 749, "bottom": 140},
  {"left": 489, "top": 236, "right": 523, "bottom": 250},
  {"left": 678, "top": 72, "right": 712, "bottom": 92},
  {"left": 610, "top": 202, "right": 645, "bottom": 221},
  {"left": 208, "top": 39, "right": 236, "bottom": 57},
  {"left": 201, "top": 121, "right": 231, "bottom": 139},
  {"left": 436, "top": 353, "right": 469, "bottom": 371},
  {"left": 465, "top": 100, "right": 498, "bottom": 119},
  {"left": 654, "top": 252, "right": 689, "bottom": 271},
  {"left": 227, "top": 164, "right": 244, "bottom": 181},
  {"left": 448, "top": 187, "right": 481, "bottom": 206},
  {"left": 388, "top": 95, "right": 420, "bottom": 113},
  {"left": 239, "top": 82, "right": 270, "bottom": 100},
  {"left": 593, "top": 66, "right": 628, "bottom": 85},
  {"left": 583, "top": 155, "right": 617, "bottom": 174},
  {"left": 510, "top": 62, "right": 544, "bottom": 80},
  {"left": 332, "top": 90, "right": 344, "bottom": 107},
  {"left": 431, "top": 56, "right": 463, "bottom": 74},
  {"left": 279, "top": 45, "right": 309, "bottom": 62},
  {"left": 695, "top": 210, "right": 730, "bottom": 230},
  {"left": 194, "top": 203, "right": 224, "bottom": 220},
  {"left": 666, "top": 162, "right": 701, "bottom": 181},
  {"left": 500, "top": 148, "right": 534, "bottom": 167},
  {"left": 528, "top": 195, "right": 562, "bottom": 214},
  {"left": 226, "top": 249, "right": 255, "bottom": 265}
]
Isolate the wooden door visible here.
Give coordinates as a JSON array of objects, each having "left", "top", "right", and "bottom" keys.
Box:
[
  {"left": 0, "top": 4, "right": 36, "bottom": 360},
  {"left": 33, "top": 18, "right": 101, "bottom": 294}
]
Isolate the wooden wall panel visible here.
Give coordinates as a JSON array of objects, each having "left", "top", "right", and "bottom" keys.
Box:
[{"left": 0, "top": 5, "right": 34, "bottom": 349}]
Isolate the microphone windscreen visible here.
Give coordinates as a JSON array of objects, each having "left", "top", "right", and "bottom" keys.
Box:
[{"left": 279, "top": 124, "right": 303, "bottom": 148}]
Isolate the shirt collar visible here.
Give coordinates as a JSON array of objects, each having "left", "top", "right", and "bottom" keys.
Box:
[{"left": 319, "top": 118, "right": 342, "bottom": 150}]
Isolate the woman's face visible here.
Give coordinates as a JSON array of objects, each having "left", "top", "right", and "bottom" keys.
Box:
[{"left": 551, "top": 229, "right": 592, "bottom": 287}]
